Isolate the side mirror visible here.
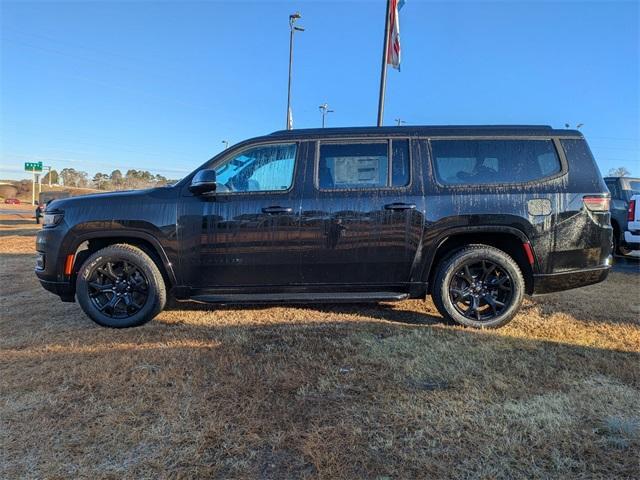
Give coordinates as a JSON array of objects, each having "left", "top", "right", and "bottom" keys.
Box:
[{"left": 189, "top": 169, "right": 217, "bottom": 195}]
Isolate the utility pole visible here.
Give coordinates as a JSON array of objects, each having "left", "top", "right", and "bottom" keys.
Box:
[
  {"left": 319, "top": 103, "right": 334, "bottom": 128},
  {"left": 43, "top": 166, "right": 52, "bottom": 186},
  {"left": 286, "top": 12, "right": 304, "bottom": 130}
]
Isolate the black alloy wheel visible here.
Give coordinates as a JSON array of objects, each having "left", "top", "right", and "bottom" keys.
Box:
[
  {"left": 432, "top": 245, "right": 525, "bottom": 329},
  {"left": 87, "top": 259, "right": 149, "bottom": 318},
  {"left": 76, "top": 244, "right": 166, "bottom": 328},
  {"left": 448, "top": 260, "right": 513, "bottom": 322}
]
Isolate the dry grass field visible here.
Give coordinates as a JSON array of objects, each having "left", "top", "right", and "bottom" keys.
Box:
[{"left": 1, "top": 212, "right": 639, "bottom": 479}]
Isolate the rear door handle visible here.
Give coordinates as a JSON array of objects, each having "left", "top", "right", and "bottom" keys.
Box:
[
  {"left": 262, "top": 206, "right": 293, "bottom": 214},
  {"left": 384, "top": 202, "right": 416, "bottom": 211}
]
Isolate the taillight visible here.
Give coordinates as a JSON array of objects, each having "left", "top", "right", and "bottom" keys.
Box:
[
  {"left": 629, "top": 200, "right": 636, "bottom": 221},
  {"left": 583, "top": 196, "right": 610, "bottom": 212}
]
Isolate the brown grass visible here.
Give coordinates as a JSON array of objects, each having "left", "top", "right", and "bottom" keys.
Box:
[{"left": 1, "top": 213, "right": 639, "bottom": 479}]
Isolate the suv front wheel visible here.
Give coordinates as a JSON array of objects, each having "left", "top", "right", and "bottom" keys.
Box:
[
  {"left": 76, "top": 244, "right": 167, "bottom": 328},
  {"left": 432, "top": 245, "right": 525, "bottom": 329}
]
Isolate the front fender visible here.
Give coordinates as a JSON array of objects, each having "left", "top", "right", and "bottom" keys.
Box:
[{"left": 61, "top": 221, "right": 178, "bottom": 285}]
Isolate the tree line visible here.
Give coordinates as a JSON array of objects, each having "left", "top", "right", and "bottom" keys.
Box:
[
  {"left": 31, "top": 165, "right": 634, "bottom": 191},
  {"left": 42, "top": 169, "right": 178, "bottom": 190}
]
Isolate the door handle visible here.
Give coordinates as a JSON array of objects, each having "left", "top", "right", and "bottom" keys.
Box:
[
  {"left": 261, "top": 206, "right": 293, "bottom": 214},
  {"left": 384, "top": 202, "right": 416, "bottom": 211}
]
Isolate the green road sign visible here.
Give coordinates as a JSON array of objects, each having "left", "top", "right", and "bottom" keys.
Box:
[{"left": 24, "top": 162, "right": 43, "bottom": 172}]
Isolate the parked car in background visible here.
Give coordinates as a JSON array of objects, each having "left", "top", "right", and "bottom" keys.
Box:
[
  {"left": 624, "top": 194, "right": 640, "bottom": 251},
  {"left": 4, "top": 198, "right": 21, "bottom": 204},
  {"left": 36, "top": 125, "right": 612, "bottom": 329},
  {"left": 604, "top": 176, "right": 640, "bottom": 255}
]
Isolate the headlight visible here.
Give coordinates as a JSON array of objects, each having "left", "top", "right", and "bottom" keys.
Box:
[{"left": 43, "top": 212, "right": 64, "bottom": 227}]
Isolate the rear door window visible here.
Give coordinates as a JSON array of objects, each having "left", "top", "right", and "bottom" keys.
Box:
[
  {"left": 430, "top": 139, "right": 561, "bottom": 185},
  {"left": 317, "top": 140, "right": 410, "bottom": 190}
]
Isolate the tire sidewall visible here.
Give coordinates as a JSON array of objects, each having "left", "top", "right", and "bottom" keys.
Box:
[
  {"left": 437, "top": 248, "right": 524, "bottom": 329},
  {"left": 76, "top": 248, "right": 164, "bottom": 328}
]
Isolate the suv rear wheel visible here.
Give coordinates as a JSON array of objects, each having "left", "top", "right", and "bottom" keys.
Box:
[
  {"left": 432, "top": 245, "right": 524, "bottom": 329},
  {"left": 76, "top": 244, "right": 166, "bottom": 328}
]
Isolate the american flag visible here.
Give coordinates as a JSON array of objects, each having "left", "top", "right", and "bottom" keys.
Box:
[{"left": 387, "top": 0, "right": 405, "bottom": 70}]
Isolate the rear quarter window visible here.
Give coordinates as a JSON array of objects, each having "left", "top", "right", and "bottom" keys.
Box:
[{"left": 431, "top": 139, "right": 561, "bottom": 185}]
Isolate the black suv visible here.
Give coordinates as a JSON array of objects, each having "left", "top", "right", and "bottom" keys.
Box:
[
  {"left": 603, "top": 176, "right": 640, "bottom": 255},
  {"left": 36, "top": 126, "right": 612, "bottom": 329}
]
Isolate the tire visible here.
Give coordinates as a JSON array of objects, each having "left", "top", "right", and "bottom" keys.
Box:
[
  {"left": 612, "top": 226, "right": 631, "bottom": 257},
  {"left": 432, "top": 245, "right": 525, "bottom": 329},
  {"left": 76, "top": 244, "right": 166, "bottom": 328}
]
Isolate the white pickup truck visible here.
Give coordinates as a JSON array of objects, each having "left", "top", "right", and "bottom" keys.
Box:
[{"left": 623, "top": 194, "right": 640, "bottom": 251}]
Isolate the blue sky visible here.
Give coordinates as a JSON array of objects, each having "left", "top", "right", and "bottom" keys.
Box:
[{"left": 1, "top": 0, "right": 638, "bottom": 180}]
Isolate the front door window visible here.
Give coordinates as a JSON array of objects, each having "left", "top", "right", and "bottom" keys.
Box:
[{"left": 214, "top": 143, "right": 297, "bottom": 193}]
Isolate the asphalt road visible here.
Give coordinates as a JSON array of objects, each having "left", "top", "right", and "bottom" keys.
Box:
[
  {"left": 612, "top": 255, "right": 640, "bottom": 274},
  {"left": 0, "top": 206, "right": 33, "bottom": 215}
]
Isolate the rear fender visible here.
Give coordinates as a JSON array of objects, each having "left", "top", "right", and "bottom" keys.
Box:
[{"left": 414, "top": 225, "right": 533, "bottom": 288}]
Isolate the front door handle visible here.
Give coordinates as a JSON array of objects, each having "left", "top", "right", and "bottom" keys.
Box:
[
  {"left": 261, "top": 206, "right": 293, "bottom": 214},
  {"left": 384, "top": 202, "right": 416, "bottom": 211}
]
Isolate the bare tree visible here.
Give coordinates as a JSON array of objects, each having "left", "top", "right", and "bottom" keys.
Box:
[{"left": 608, "top": 166, "right": 631, "bottom": 177}]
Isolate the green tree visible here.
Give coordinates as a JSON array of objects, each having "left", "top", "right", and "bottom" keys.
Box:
[
  {"left": 60, "top": 168, "right": 78, "bottom": 187},
  {"left": 60, "top": 168, "right": 89, "bottom": 187},
  {"left": 42, "top": 169, "right": 59, "bottom": 185},
  {"left": 92, "top": 173, "right": 110, "bottom": 190},
  {"left": 110, "top": 169, "right": 123, "bottom": 188}
]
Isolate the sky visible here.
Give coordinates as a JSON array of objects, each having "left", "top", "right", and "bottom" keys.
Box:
[{"left": 1, "top": 0, "right": 638, "bottom": 181}]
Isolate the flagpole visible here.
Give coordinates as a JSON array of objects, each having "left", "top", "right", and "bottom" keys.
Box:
[{"left": 377, "top": 0, "right": 392, "bottom": 127}]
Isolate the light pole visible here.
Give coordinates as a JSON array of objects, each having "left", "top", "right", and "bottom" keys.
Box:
[
  {"left": 395, "top": 118, "right": 406, "bottom": 126},
  {"left": 319, "top": 103, "right": 334, "bottom": 128},
  {"left": 222, "top": 140, "right": 229, "bottom": 150},
  {"left": 286, "top": 12, "right": 304, "bottom": 130}
]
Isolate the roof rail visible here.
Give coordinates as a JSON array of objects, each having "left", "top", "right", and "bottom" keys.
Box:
[{"left": 269, "top": 125, "right": 554, "bottom": 136}]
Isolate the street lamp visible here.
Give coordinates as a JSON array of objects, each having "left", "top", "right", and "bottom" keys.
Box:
[
  {"left": 286, "top": 12, "right": 304, "bottom": 130},
  {"left": 221, "top": 140, "right": 229, "bottom": 150},
  {"left": 395, "top": 118, "right": 406, "bottom": 126},
  {"left": 319, "top": 103, "right": 334, "bottom": 128}
]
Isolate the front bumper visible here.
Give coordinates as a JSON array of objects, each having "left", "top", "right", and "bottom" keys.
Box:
[
  {"left": 532, "top": 264, "right": 611, "bottom": 295},
  {"left": 35, "top": 225, "right": 75, "bottom": 301},
  {"left": 38, "top": 279, "right": 76, "bottom": 302}
]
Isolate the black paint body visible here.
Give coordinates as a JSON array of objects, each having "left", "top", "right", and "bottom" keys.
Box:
[{"left": 36, "top": 126, "right": 612, "bottom": 303}]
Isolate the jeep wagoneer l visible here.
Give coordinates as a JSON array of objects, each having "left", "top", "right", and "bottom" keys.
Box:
[{"left": 36, "top": 126, "right": 612, "bottom": 328}]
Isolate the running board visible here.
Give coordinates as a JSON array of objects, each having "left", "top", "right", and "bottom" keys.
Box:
[{"left": 188, "top": 291, "right": 409, "bottom": 304}]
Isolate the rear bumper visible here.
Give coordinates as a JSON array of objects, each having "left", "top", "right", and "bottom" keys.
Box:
[
  {"left": 532, "top": 264, "right": 611, "bottom": 295},
  {"left": 623, "top": 230, "right": 640, "bottom": 250}
]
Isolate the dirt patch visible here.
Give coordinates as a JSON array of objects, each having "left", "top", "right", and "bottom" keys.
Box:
[{"left": 1, "top": 213, "right": 638, "bottom": 478}]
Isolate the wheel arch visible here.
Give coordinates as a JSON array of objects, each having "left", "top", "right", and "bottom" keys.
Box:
[
  {"left": 422, "top": 226, "right": 535, "bottom": 295},
  {"left": 68, "top": 231, "right": 177, "bottom": 289}
]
